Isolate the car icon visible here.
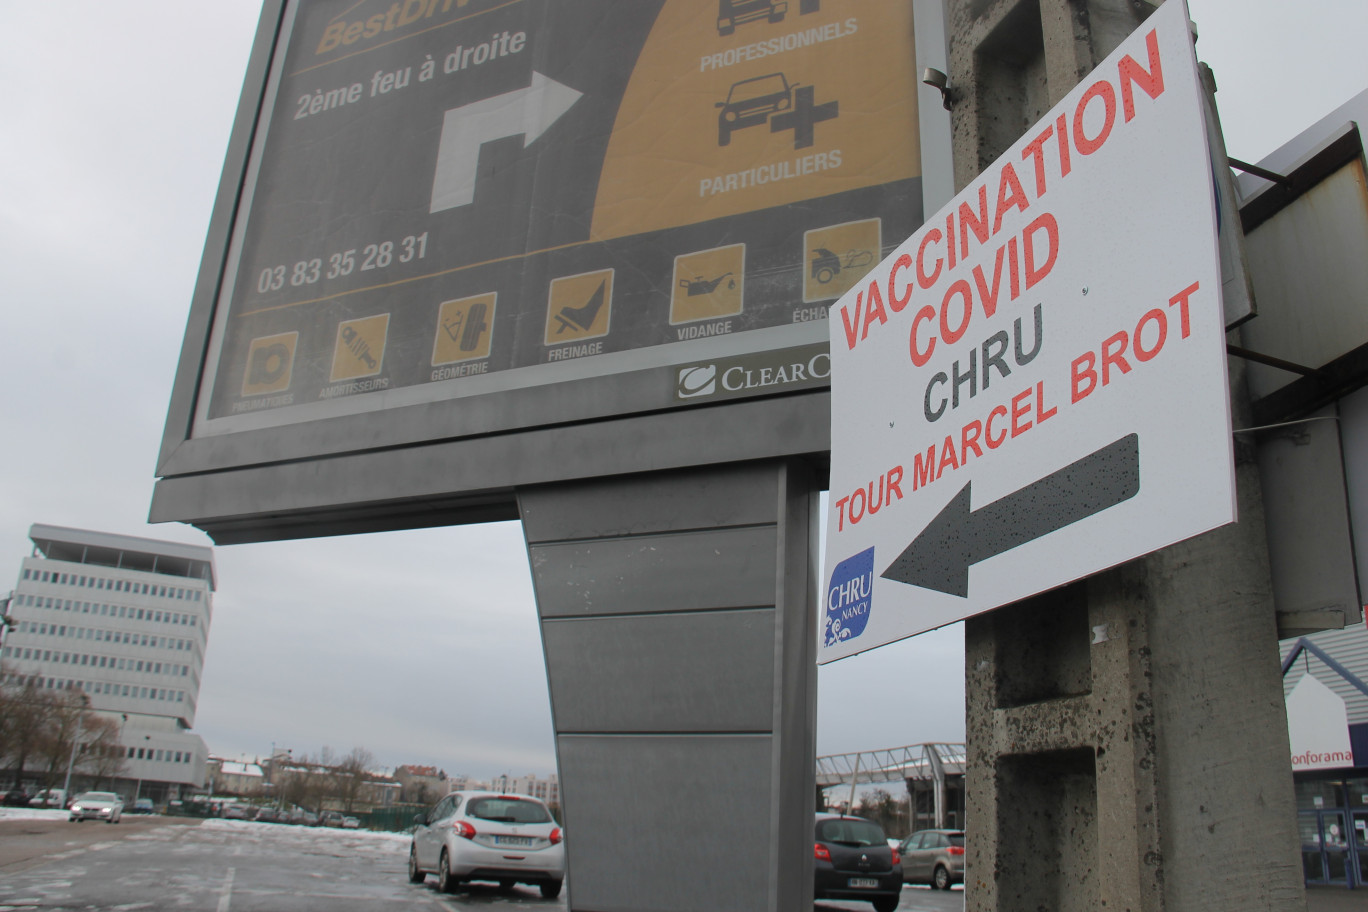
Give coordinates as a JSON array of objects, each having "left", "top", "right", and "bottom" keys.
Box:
[
  {"left": 717, "top": 0, "right": 787, "bottom": 36},
  {"left": 716, "top": 72, "right": 793, "bottom": 146}
]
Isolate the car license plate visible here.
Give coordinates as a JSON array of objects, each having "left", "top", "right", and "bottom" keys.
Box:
[
  {"left": 495, "top": 835, "right": 533, "bottom": 847},
  {"left": 848, "top": 877, "right": 879, "bottom": 889}
]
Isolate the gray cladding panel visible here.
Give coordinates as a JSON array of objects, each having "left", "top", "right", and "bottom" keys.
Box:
[
  {"left": 530, "top": 525, "right": 778, "bottom": 618},
  {"left": 542, "top": 609, "right": 776, "bottom": 733},
  {"left": 519, "top": 462, "right": 781, "bottom": 544},
  {"left": 558, "top": 734, "right": 773, "bottom": 912},
  {"left": 1257, "top": 405, "right": 1361, "bottom": 617}
]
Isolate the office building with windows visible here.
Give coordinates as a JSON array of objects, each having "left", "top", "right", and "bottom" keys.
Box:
[{"left": 1, "top": 524, "right": 216, "bottom": 800}]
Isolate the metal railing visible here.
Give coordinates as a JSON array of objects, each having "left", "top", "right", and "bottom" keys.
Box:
[{"left": 815, "top": 742, "right": 966, "bottom": 788}]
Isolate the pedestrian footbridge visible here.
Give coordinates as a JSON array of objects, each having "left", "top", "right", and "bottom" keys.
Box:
[{"left": 816, "top": 742, "right": 966, "bottom": 830}]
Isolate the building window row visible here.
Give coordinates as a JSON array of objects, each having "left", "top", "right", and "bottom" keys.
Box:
[
  {"left": 3, "top": 647, "right": 191, "bottom": 678},
  {"left": 12, "top": 593, "right": 201, "bottom": 629},
  {"left": 22, "top": 568, "right": 204, "bottom": 601},
  {"left": 129, "top": 746, "right": 194, "bottom": 764},
  {"left": 8, "top": 622, "right": 199, "bottom": 656},
  {"left": 0, "top": 673, "right": 188, "bottom": 704}
]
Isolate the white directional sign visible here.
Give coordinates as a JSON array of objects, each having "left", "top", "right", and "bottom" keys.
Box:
[
  {"left": 820, "top": 0, "right": 1234, "bottom": 663},
  {"left": 430, "top": 71, "right": 583, "bottom": 213}
]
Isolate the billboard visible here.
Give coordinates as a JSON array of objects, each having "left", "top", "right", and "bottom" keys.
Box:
[
  {"left": 154, "top": 0, "right": 927, "bottom": 536},
  {"left": 820, "top": 0, "right": 1235, "bottom": 662}
]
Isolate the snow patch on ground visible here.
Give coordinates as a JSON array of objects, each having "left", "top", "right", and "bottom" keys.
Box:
[
  {"left": 0, "top": 807, "right": 70, "bottom": 821},
  {"left": 198, "top": 818, "right": 411, "bottom": 850},
  {"left": 0, "top": 808, "right": 412, "bottom": 854}
]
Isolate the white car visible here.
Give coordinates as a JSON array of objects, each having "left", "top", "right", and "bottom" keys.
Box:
[
  {"left": 69, "top": 791, "right": 123, "bottom": 823},
  {"left": 407, "top": 791, "right": 564, "bottom": 898},
  {"left": 29, "top": 788, "right": 68, "bottom": 808}
]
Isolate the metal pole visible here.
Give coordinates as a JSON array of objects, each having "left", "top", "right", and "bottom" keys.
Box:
[
  {"left": 847, "top": 753, "right": 861, "bottom": 815},
  {"left": 61, "top": 710, "right": 85, "bottom": 799},
  {"left": 117, "top": 714, "right": 127, "bottom": 797},
  {"left": 0, "top": 592, "right": 14, "bottom": 654}
]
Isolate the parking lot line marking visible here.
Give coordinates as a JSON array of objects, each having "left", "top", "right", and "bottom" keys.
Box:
[{"left": 216, "top": 867, "right": 235, "bottom": 912}]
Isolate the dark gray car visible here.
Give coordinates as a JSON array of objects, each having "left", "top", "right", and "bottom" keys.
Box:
[
  {"left": 814, "top": 813, "right": 902, "bottom": 912},
  {"left": 899, "top": 828, "right": 964, "bottom": 889}
]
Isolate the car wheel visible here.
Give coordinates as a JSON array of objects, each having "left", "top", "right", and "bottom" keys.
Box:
[
  {"left": 933, "top": 864, "right": 951, "bottom": 890},
  {"left": 816, "top": 267, "right": 835, "bottom": 284},
  {"left": 872, "top": 897, "right": 899, "bottom": 912},
  {"left": 540, "top": 880, "right": 563, "bottom": 899},
  {"left": 437, "top": 850, "right": 457, "bottom": 894},
  {"left": 407, "top": 846, "right": 425, "bottom": 884}
]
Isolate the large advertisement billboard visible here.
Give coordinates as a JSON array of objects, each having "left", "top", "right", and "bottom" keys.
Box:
[
  {"left": 189, "top": 0, "right": 921, "bottom": 435},
  {"left": 154, "top": 0, "right": 928, "bottom": 537}
]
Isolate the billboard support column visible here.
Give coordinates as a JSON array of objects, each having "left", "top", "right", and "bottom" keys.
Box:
[
  {"left": 946, "top": 0, "right": 1303, "bottom": 908},
  {"left": 518, "top": 459, "right": 818, "bottom": 912}
]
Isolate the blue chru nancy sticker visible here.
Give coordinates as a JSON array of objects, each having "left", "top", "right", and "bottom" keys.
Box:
[{"left": 825, "top": 547, "right": 875, "bottom": 647}]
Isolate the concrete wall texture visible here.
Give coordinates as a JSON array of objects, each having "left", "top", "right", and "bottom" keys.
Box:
[{"left": 946, "top": 1, "right": 1306, "bottom": 909}]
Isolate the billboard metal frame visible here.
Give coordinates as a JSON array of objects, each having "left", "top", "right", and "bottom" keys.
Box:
[{"left": 151, "top": 0, "right": 936, "bottom": 542}]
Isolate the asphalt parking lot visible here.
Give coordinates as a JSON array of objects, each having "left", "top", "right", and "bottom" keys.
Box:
[
  {"left": 0, "top": 815, "right": 967, "bottom": 911},
  {"left": 4, "top": 816, "right": 1355, "bottom": 911}
]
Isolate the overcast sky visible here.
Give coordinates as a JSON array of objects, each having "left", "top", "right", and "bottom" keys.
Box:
[{"left": 1, "top": 1, "right": 1365, "bottom": 782}]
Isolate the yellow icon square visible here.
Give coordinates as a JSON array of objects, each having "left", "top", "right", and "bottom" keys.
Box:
[
  {"left": 803, "top": 219, "right": 882, "bottom": 303},
  {"left": 545, "top": 269, "right": 613, "bottom": 345},
  {"left": 671, "top": 244, "right": 745, "bottom": 325},
  {"left": 241, "top": 332, "right": 298, "bottom": 397},
  {"left": 330, "top": 313, "right": 389, "bottom": 383},
  {"left": 433, "top": 294, "right": 496, "bottom": 365}
]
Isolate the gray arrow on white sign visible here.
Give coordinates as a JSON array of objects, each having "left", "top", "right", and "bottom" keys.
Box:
[
  {"left": 881, "top": 434, "right": 1141, "bottom": 598},
  {"left": 429, "top": 71, "right": 583, "bottom": 213}
]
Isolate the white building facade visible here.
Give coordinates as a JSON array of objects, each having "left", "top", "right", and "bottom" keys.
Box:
[
  {"left": 489, "top": 773, "right": 559, "bottom": 805},
  {"left": 1, "top": 524, "right": 216, "bottom": 800}
]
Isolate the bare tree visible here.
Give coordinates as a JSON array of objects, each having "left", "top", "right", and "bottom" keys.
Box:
[
  {"left": 0, "top": 674, "right": 50, "bottom": 788},
  {"left": 335, "top": 747, "right": 376, "bottom": 813},
  {"left": 75, "top": 714, "right": 125, "bottom": 789},
  {"left": 34, "top": 689, "right": 88, "bottom": 792},
  {"left": 1, "top": 679, "right": 126, "bottom": 795},
  {"left": 855, "top": 788, "right": 907, "bottom": 839}
]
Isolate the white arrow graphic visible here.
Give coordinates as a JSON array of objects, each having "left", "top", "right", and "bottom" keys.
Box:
[{"left": 429, "top": 71, "right": 583, "bottom": 214}]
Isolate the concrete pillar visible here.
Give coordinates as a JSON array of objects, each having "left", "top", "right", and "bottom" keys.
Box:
[
  {"left": 948, "top": 1, "right": 1305, "bottom": 909},
  {"left": 518, "top": 460, "right": 818, "bottom": 912}
]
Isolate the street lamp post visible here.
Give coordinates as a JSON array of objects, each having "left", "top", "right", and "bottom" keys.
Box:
[
  {"left": 61, "top": 694, "right": 90, "bottom": 799},
  {"left": 0, "top": 591, "right": 15, "bottom": 653}
]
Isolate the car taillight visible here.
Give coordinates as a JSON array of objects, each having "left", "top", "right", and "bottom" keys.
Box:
[
  {"left": 452, "top": 820, "right": 476, "bottom": 839},
  {"left": 814, "top": 842, "right": 831, "bottom": 862},
  {"left": 891, "top": 848, "right": 901, "bottom": 865},
  {"left": 550, "top": 827, "right": 563, "bottom": 845},
  {"left": 948, "top": 845, "right": 965, "bottom": 856}
]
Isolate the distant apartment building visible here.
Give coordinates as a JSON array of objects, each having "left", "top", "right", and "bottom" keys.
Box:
[
  {"left": 1, "top": 524, "right": 215, "bottom": 801},
  {"left": 490, "top": 772, "right": 559, "bottom": 805},
  {"left": 395, "top": 764, "right": 447, "bottom": 804},
  {"left": 207, "top": 758, "right": 265, "bottom": 796}
]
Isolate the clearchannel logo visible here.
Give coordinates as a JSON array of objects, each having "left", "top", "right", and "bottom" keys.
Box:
[
  {"left": 825, "top": 547, "right": 875, "bottom": 648},
  {"left": 677, "top": 364, "right": 717, "bottom": 398},
  {"left": 674, "top": 344, "right": 830, "bottom": 401}
]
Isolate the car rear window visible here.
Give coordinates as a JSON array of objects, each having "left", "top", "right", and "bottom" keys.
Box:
[
  {"left": 467, "top": 797, "right": 552, "bottom": 824},
  {"left": 949, "top": 833, "right": 965, "bottom": 847},
  {"left": 816, "top": 818, "right": 887, "bottom": 847}
]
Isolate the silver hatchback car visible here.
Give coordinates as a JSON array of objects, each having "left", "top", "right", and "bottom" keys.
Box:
[
  {"left": 899, "top": 828, "right": 965, "bottom": 889},
  {"left": 408, "top": 791, "right": 564, "bottom": 898}
]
